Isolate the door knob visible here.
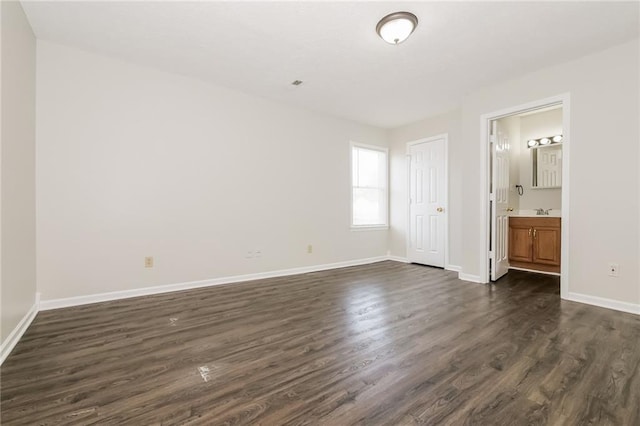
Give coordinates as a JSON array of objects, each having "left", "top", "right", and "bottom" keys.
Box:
[{"left": 437, "top": 207, "right": 444, "bottom": 212}]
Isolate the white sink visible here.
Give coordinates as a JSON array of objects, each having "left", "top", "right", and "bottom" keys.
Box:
[{"left": 509, "top": 209, "right": 561, "bottom": 218}]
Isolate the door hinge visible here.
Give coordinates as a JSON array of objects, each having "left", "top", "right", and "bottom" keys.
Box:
[
  {"left": 489, "top": 135, "right": 496, "bottom": 143},
  {"left": 489, "top": 251, "right": 494, "bottom": 259},
  {"left": 489, "top": 193, "right": 496, "bottom": 202}
]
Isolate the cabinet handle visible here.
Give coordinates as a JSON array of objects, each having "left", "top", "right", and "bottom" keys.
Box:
[
  {"left": 533, "top": 229, "right": 537, "bottom": 239},
  {"left": 528, "top": 228, "right": 532, "bottom": 237}
]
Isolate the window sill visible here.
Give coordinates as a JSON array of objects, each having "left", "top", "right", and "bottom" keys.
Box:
[{"left": 350, "top": 225, "right": 389, "bottom": 232}]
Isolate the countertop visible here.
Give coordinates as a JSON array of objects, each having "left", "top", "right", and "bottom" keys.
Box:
[{"left": 508, "top": 209, "right": 561, "bottom": 218}]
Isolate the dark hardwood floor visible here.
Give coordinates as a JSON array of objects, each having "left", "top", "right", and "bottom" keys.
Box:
[{"left": 2, "top": 261, "right": 639, "bottom": 425}]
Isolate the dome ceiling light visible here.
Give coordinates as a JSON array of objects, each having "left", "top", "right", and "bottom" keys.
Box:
[{"left": 376, "top": 12, "right": 418, "bottom": 45}]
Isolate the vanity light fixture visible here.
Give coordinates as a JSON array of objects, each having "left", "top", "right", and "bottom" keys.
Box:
[
  {"left": 527, "top": 134, "right": 563, "bottom": 148},
  {"left": 376, "top": 12, "right": 418, "bottom": 45}
]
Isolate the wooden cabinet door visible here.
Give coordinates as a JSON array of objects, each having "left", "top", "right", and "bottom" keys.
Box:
[
  {"left": 533, "top": 226, "right": 561, "bottom": 265},
  {"left": 509, "top": 224, "right": 532, "bottom": 262}
]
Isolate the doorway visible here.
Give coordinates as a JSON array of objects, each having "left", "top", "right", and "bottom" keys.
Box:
[
  {"left": 480, "top": 94, "right": 570, "bottom": 299},
  {"left": 406, "top": 134, "right": 448, "bottom": 267}
]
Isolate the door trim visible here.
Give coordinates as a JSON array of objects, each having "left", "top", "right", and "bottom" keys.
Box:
[
  {"left": 479, "top": 94, "right": 570, "bottom": 299},
  {"left": 405, "top": 134, "right": 449, "bottom": 269}
]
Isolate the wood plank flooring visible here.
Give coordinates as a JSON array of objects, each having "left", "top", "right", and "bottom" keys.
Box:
[{"left": 2, "top": 261, "right": 639, "bottom": 425}]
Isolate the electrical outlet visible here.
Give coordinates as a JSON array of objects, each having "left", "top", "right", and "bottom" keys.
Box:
[
  {"left": 307, "top": 244, "right": 313, "bottom": 254},
  {"left": 254, "top": 250, "right": 262, "bottom": 258},
  {"left": 608, "top": 263, "right": 619, "bottom": 277},
  {"left": 144, "top": 256, "right": 154, "bottom": 268},
  {"left": 245, "top": 251, "right": 253, "bottom": 259}
]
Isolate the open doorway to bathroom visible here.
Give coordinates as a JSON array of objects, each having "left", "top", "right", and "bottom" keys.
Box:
[{"left": 480, "top": 94, "right": 570, "bottom": 299}]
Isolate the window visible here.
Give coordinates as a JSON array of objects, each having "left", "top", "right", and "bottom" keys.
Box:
[{"left": 351, "top": 143, "right": 388, "bottom": 228}]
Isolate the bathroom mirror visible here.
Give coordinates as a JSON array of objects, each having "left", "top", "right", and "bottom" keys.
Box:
[{"left": 532, "top": 144, "right": 562, "bottom": 188}]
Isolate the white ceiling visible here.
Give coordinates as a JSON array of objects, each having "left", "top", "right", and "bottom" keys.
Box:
[{"left": 21, "top": 1, "right": 640, "bottom": 128}]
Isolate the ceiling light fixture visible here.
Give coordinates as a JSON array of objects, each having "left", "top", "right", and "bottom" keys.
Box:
[{"left": 376, "top": 12, "right": 418, "bottom": 45}]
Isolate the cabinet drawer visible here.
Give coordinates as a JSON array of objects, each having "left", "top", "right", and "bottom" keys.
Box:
[{"left": 509, "top": 217, "right": 560, "bottom": 228}]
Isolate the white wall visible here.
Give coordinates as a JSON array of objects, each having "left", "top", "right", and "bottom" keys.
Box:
[
  {"left": 389, "top": 39, "right": 639, "bottom": 307},
  {"left": 462, "top": 39, "right": 639, "bottom": 307},
  {"left": 36, "top": 41, "right": 388, "bottom": 301},
  {"left": 517, "top": 108, "right": 562, "bottom": 210},
  {"left": 33, "top": 37, "right": 640, "bottom": 311},
  {"left": 1, "top": 1, "right": 38, "bottom": 345}
]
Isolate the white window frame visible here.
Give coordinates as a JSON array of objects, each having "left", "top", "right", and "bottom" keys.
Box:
[{"left": 350, "top": 142, "right": 389, "bottom": 230}]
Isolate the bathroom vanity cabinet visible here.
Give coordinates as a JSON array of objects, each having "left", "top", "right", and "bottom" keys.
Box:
[{"left": 508, "top": 217, "right": 561, "bottom": 273}]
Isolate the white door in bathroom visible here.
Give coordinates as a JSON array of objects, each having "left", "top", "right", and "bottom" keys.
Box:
[
  {"left": 491, "top": 120, "right": 510, "bottom": 280},
  {"left": 407, "top": 135, "right": 447, "bottom": 267}
]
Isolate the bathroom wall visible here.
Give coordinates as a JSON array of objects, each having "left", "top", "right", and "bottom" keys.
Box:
[
  {"left": 499, "top": 108, "right": 562, "bottom": 213},
  {"left": 517, "top": 108, "right": 563, "bottom": 210}
]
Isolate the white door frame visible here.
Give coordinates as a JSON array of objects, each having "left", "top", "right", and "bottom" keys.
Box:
[
  {"left": 479, "top": 94, "right": 570, "bottom": 299},
  {"left": 406, "top": 133, "right": 449, "bottom": 268}
]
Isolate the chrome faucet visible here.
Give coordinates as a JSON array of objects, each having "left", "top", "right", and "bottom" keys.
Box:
[{"left": 536, "top": 208, "right": 551, "bottom": 215}]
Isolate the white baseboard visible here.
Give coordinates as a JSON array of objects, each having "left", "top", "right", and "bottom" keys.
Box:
[
  {"left": 565, "top": 292, "right": 640, "bottom": 315},
  {"left": 39, "top": 256, "right": 390, "bottom": 311},
  {"left": 458, "top": 272, "right": 483, "bottom": 283},
  {"left": 388, "top": 256, "right": 409, "bottom": 263},
  {"left": 445, "top": 264, "right": 462, "bottom": 273},
  {"left": 1, "top": 293, "right": 40, "bottom": 365}
]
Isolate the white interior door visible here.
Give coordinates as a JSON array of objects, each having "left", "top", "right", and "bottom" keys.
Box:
[
  {"left": 408, "top": 137, "right": 446, "bottom": 267},
  {"left": 491, "top": 120, "right": 510, "bottom": 280}
]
